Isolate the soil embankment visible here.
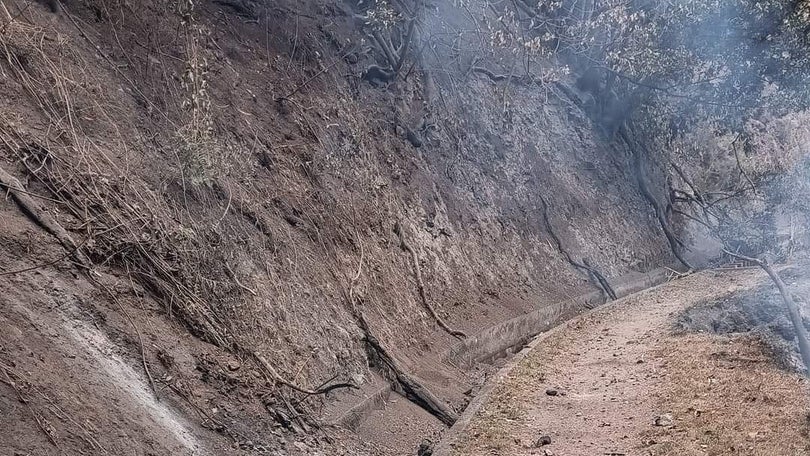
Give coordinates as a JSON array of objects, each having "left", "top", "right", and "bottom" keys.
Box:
[{"left": 0, "top": 1, "right": 678, "bottom": 454}]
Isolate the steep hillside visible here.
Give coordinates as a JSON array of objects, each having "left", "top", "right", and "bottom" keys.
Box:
[{"left": 1, "top": 1, "right": 690, "bottom": 454}]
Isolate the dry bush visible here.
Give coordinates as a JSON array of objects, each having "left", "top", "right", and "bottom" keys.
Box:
[
  {"left": 0, "top": 16, "right": 232, "bottom": 346},
  {"left": 0, "top": 3, "right": 381, "bottom": 403}
]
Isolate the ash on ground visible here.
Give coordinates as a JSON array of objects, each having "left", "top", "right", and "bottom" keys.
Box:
[{"left": 676, "top": 265, "right": 810, "bottom": 373}]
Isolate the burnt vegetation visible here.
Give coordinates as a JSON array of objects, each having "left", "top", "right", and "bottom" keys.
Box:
[
  {"left": 0, "top": 0, "right": 809, "bottom": 453},
  {"left": 352, "top": 0, "right": 810, "bottom": 284}
]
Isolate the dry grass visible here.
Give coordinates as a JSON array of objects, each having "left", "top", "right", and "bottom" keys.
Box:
[
  {"left": 0, "top": 2, "right": 418, "bottom": 417},
  {"left": 644, "top": 333, "right": 810, "bottom": 456},
  {"left": 0, "top": 5, "right": 334, "bottom": 397},
  {"left": 0, "top": 9, "right": 233, "bottom": 345}
]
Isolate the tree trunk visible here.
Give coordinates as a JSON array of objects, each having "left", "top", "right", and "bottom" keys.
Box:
[
  {"left": 723, "top": 250, "right": 810, "bottom": 375},
  {"left": 760, "top": 261, "right": 810, "bottom": 375}
]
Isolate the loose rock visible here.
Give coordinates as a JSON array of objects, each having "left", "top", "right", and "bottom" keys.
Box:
[
  {"left": 653, "top": 414, "right": 674, "bottom": 427},
  {"left": 533, "top": 435, "right": 552, "bottom": 447},
  {"left": 417, "top": 439, "right": 434, "bottom": 456}
]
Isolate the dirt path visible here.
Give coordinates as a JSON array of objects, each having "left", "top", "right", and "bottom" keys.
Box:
[{"left": 448, "top": 270, "right": 810, "bottom": 456}]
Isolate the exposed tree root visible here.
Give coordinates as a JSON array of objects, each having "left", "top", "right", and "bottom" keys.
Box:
[
  {"left": 349, "top": 295, "right": 459, "bottom": 426},
  {"left": 395, "top": 221, "right": 467, "bottom": 340},
  {"left": 538, "top": 195, "right": 617, "bottom": 302},
  {"left": 582, "top": 258, "right": 618, "bottom": 301},
  {"left": 552, "top": 81, "right": 586, "bottom": 110},
  {"left": 403, "top": 124, "right": 423, "bottom": 148},
  {"left": 358, "top": 10, "right": 416, "bottom": 84},
  {"left": 212, "top": 0, "right": 257, "bottom": 19},
  {"left": 471, "top": 66, "right": 509, "bottom": 82},
  {"left": 619, "top": 126, "right": 693, "bottom": 270},
  {"left": 252, "top": 351, "right": 356, "bottom": 396},
  {"left": 0, "top": 166, "right": 163, "bottom": 401},
  {"left": 338, "top": 250, "right": 459, "bottom": 427},
  {"left": 362, "top": 64, "right": 396, "bottom": 84},
  {"left": 0, "top": 164, "right": 90, "bottom": 268},
  {"left": 470, "top": 65, "right": 547, "bottom": 87}
]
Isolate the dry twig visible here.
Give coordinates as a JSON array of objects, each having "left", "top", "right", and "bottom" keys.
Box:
[{"left": 252, "top": 351, "right": 355, "bottom": 396}]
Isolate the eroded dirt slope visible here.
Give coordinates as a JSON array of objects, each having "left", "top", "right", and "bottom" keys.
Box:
[{"left": 0, "top": 0, "right": 680, "bottom": 454}]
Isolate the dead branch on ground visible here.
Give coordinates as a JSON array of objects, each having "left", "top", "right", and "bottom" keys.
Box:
[
  {"left": 0, "top": 164, "right": 91, "bottom": 268},
  {"left": 538, "top": 195, "right": 617, "bottom": 301}
]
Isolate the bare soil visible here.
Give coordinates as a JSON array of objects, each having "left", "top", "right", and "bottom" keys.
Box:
[
  {"left": 453, "top": 269, "right": 810, "bottom": 456},
  {"left": 0, "top": 191, "right": 376, "bottom": 455}
]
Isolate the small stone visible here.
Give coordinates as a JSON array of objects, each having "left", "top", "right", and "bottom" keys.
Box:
[
  {"left": 227, "top": 360, "right": 241, "bottom": 371},
  {"left": 545, "top": 388, "right": 558, "bottom": 396},
  {"left": 654, "top": 414, "right": 674, "bottom": 427},
  {"left": 533, "top": 435, "right": 552, "bottom": 447},
  {"left": 417, "top": 439, "right": 434, "bottom": 456}
]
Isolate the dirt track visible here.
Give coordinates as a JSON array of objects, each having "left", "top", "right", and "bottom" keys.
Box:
[{"left": 448, "top": 269, "right": 810, "bottom": 456}]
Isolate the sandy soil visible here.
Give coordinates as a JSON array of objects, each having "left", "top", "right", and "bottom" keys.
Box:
[{"left": 452, "top": 269, "right": 810, "bottom": 456}]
